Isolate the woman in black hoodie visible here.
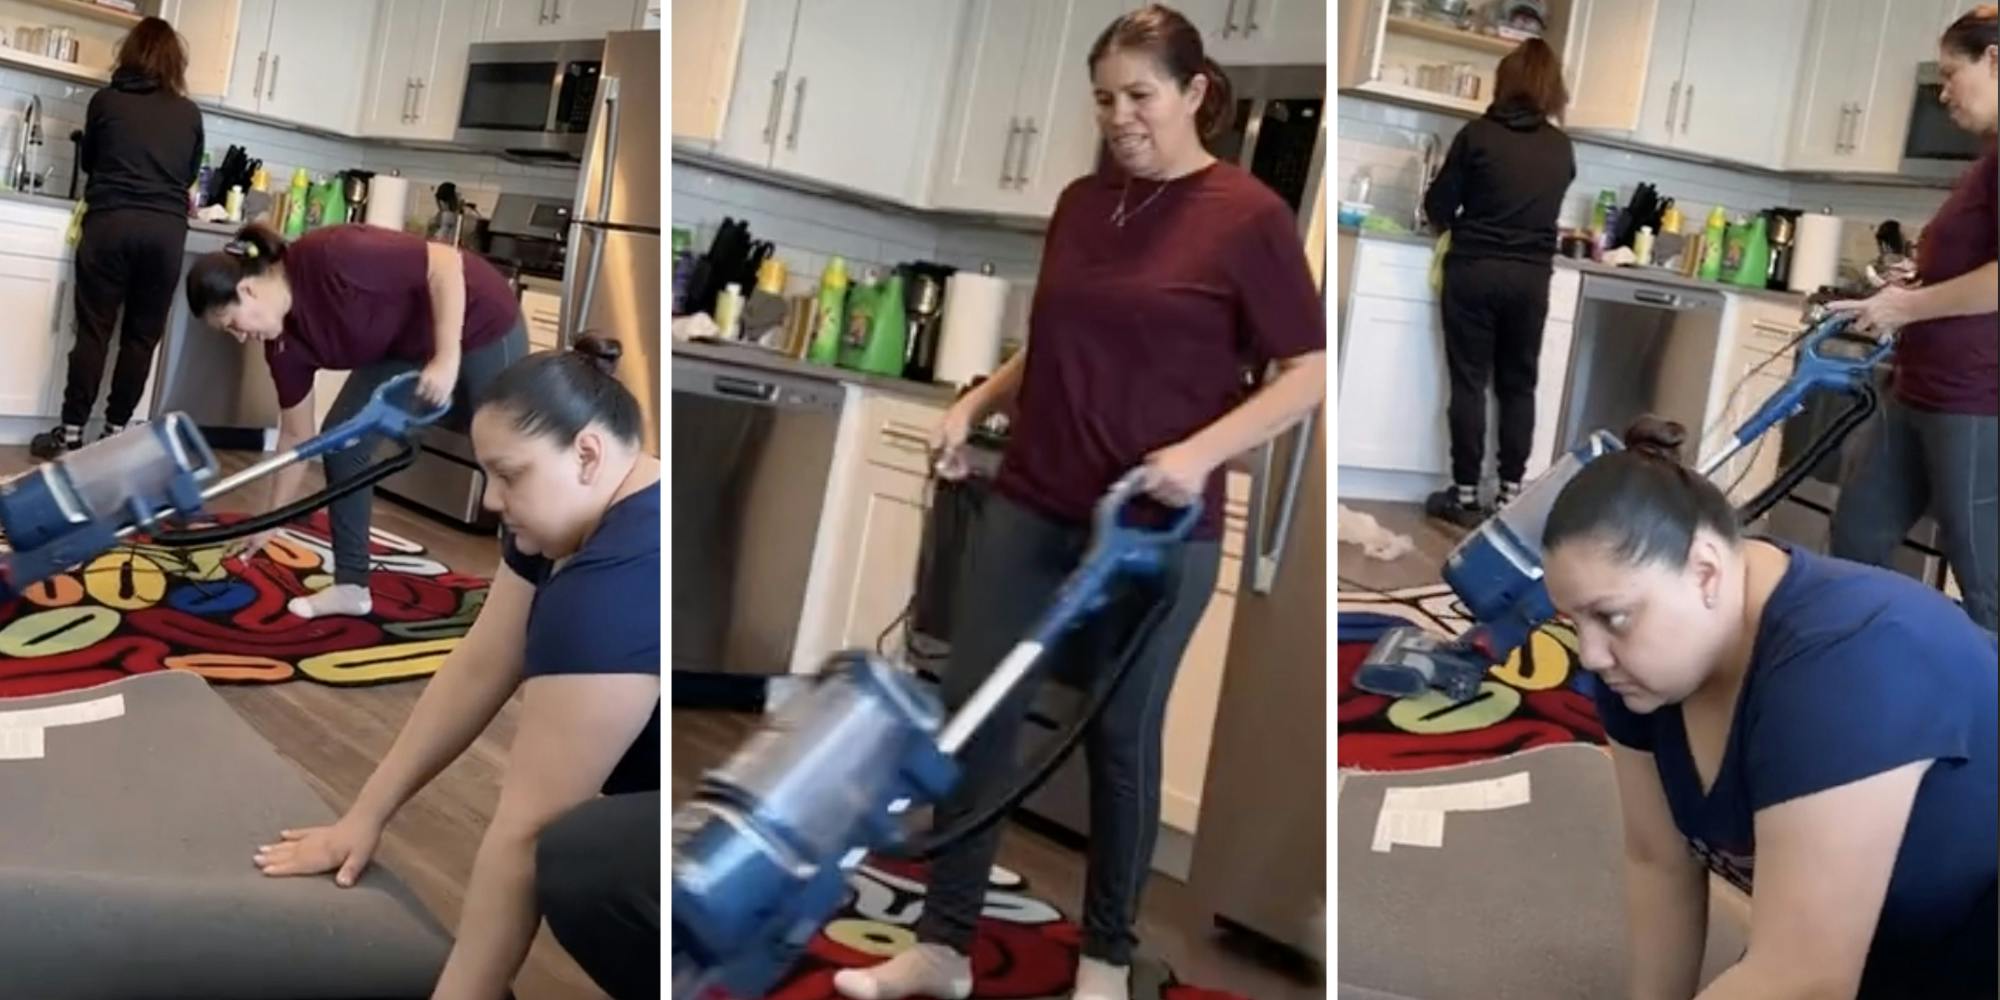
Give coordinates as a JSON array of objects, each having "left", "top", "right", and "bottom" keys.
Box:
[
  {"left": 1420, "top": 38, "right": 1575, "bottom": 528},
  {"left": 30, "top": 17, "right": 204, "bottom": 460}
]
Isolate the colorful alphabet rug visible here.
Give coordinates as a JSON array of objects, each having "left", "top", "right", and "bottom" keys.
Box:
[
  {"left": 1338, "top": 583, "right": 1606, "bottom": 772},
  {"left": 763, "top": 857, "right": 1250, "bottom": 1000},
  {"left": 0, "top": 511, "right": 488, "bottom": 697}
]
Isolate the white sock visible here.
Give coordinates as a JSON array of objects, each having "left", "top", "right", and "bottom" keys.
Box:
[
  {"left": 287, "top": 583, "right": 373, "bottom": 619},
  {"left": 831, "top": 943, "right": 972, "bottom": 1000},
  {"left": 1072, "top": 956, "right": 1130, "bottom": 1000}
]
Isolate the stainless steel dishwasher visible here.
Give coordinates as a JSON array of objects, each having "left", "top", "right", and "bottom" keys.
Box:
[
  {"left": 1556, "top": 274, "right": 1726, "bottom": 452},
  {"left": 672, "top": 357, "right": 846, "bottom": 676}
]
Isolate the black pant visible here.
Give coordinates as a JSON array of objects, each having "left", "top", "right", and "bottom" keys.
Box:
[
  {"left": 915, "top": 494, "right": 1219, "bottom": 966},
  {"left": 536, "top": 792, "right": 661, "bottom": 1000},
  {"left": 1439, "top": 255, "right": 1552, "bottom": 487},
  {"left": 62, "top": 208, "right": 188, "bottom": 428}
]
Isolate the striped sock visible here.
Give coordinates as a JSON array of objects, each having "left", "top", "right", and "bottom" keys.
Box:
[
  {"left": 1454, "top": 483, "right": 1478, "bottom": 507},
  {"left": 1498, "top": 480, "right": 1523, "bottom": 506}
]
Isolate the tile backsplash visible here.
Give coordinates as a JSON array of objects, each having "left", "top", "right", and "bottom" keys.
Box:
[
  {"left": 1337, "top": 96, "right": 1953, "bottom": 270},
  {"left": 672, "top": 157, "right": 1046, "bottom": 346},
  {"left": 0, "top": 65, "right": 576, "bottom": 229}
]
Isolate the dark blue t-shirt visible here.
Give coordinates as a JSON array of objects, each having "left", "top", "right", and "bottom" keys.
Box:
[
  {"left": 501, "top": 481, "right": 661, "bottom": 796},
  {"left": 1595, "top": 541, "right": 1998, "bottom": 998}
]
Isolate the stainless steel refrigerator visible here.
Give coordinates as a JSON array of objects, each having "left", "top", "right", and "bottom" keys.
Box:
[
  {"left": 1188, "top": 405, "right": 1327, "bottom": 964},
  {"left": 564, "top": 28, "right": 662, "bottom": 456}
]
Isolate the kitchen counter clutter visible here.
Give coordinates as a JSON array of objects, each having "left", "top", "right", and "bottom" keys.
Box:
[
  {"left": 673, "top": 338, "right": 960, "bottom": 404},
  {"left": 1338, "top": 227, "right": 1811, "bottom": 505}
]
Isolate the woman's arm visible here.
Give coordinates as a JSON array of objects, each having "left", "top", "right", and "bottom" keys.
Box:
[
  {"left": 341, "top": 566, "right": 536, "bottom": 831},
  {"left": 419, "top": 242, "right": 467, "bottom": 402},
  {"left": 1694, "top": 761, "right": 1929, "bottom": 999},
  {"left": 1831, "top": 261, "right": 2000, "bottom": 332},
  {"left": 431, "top": 672, "right": 660, "bottom": 1000},
  {"left": 1610, "top": 745, "right": 1712, "bottom": 1000},
  {"left": 1421, "top": 130, "right": 1470, "bottom": 234},
  {"left": 255, "top": 397, "right": 320, "bottom": 515},
  {"left": 956, "top": 347, "right": 1028, "bottom": 421},
  {"left": 1142, "top": 351, "right": 1327, "bottom": 505}
]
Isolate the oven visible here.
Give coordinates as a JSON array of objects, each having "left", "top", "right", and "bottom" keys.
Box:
[
  {"left": 455, "top": 39, "right": 603, "bottom": 160},
  {"left": 1899, "top": 61, "right": 1985, "bottom": 181},
  {"left": 1760, "top": 335, "right": 1948, "bottom": 588}
]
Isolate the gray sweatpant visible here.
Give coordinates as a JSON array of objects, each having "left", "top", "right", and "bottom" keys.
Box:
[
  {"left": 1830, "top": 390, "right": 1999, "bottom": 633},
  {"left": 323, "top": 322, "right": 529, "bottom": 586},
  {"left": 915, "top": 493, "right": 1220, "bottom": 966}
]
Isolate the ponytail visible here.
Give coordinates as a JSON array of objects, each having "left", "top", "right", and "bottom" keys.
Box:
[{"left": 185, "top": 223, "right": 287, "bottom": 317}]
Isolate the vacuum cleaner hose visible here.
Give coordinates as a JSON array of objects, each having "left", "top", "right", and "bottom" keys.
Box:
[
  {"left": 1737, "top": 382, "right": 1877, "bottom": 524},
  {"left": 146, "top": 442, "right": 421, "bottom": 547}
]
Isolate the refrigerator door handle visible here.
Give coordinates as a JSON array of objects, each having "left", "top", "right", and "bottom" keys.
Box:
[
  {"left": 594, "top": 76, "right": 622, "bottom": 222},
  {"left": 1252, "top": 408, "right": 1316, "bottom": 594}
]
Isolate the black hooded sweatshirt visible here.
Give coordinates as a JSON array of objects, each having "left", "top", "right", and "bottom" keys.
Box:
[
  {"left": 1422, "top": 101, "right": 1575, "bottom": 264},
  {"left": 80, "top": 68, "right": 205, "bottom": 218}
]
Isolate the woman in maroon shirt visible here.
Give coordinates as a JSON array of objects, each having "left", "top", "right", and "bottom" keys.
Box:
[
  {"left": 185, "top": 222, "right": 527, "bottom": 619},
  {"left": 833, "top": 8, "right": 1325, "bottom": 1000},
  {"left": 1829, "top": 6, "right": 1998, "bottom": 632}
]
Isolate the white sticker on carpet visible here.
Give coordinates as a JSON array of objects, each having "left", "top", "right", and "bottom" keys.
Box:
[
  {"left": 0, "top": 693, "right": 126, "bottom": 731},
  {"left": 1381, "top": 771, "right": 1531, "bottom": 813},
  {"left": 0, "top": 726, "right": 45, "bottom": 760},
  {"left": 1371, "top": 807, "right": 1444, "bottom": 852}
]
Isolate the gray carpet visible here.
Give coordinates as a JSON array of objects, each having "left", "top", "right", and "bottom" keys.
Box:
[
  {"left": 0, "top": 672, "right": 451, "bottom": 999},
  {"left": 1337, "top": 745, "right": 1748, "bottom": 999}
]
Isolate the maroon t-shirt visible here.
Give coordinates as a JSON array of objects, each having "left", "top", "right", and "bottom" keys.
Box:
[
  {"left": 1895, "top": 141, "right": 1998, "bottom": 415},
  {"left": 265, "top": 224, "right": 520, "bottom": 409},
  {"left": 993, "top": 161, "right": 1326, "bottom": 539}
]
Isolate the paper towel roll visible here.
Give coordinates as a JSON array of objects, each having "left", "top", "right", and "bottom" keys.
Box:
[
  {"left": 363, "top": 175, "right": 411, "bottom": 232},
  {"left": 1789, "top": 211, "right": 1844, "bottom": 293},
  {"left": 936, "top": 271, "right": 1010, "bottom": 388}
]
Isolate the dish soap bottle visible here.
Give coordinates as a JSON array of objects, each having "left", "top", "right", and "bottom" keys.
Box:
[
  {"left": 806, "top": 256, "right": 849, "bottom": 364},
  {"left": 1698, "top": 205, "right": 1728, "bottom": 282},
  {"left": 283, "top": 168, "right": 310, "bottom": 238}
]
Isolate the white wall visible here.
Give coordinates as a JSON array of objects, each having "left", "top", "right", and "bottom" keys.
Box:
[{"left": 1336, "top": 96, "right": 1953, "bottom": 272}]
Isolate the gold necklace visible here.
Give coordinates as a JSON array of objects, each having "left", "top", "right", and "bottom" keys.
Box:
[{"left": 1111, "top": 178, "right": 1171, "bottom": 228}]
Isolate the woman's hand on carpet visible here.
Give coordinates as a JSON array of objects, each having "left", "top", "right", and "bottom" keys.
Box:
[
  {"left": 254, "top": 818, "right": 381, "bottom": 887},
  {"left": 224, "top": 528, "right": 282, "bottom": 564}
]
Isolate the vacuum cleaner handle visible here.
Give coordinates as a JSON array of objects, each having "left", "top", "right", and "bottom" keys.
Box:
[
  {"left": 294, "top": 372, "right": 453, "bottom": 462},
  {"left": 1701, "top": 312, "right": 1892, "bottom": 476}
]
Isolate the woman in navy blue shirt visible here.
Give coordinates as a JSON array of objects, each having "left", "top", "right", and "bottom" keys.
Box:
[
  {"left": 1542, "top": 417, "right": 1996, "bottom": 1000},
  {"left": 249, "top": 335, "right": 661, "bottom": 1000}
]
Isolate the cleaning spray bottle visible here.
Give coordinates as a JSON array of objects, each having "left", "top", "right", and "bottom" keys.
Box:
[
  {"left": 283, "top": 167, "right": 310, "bottom": 239},
  {"left": 854, "top": 269, "right": 907, "bottom": 377},
  {"left": 1698, "top": 205, "right": 1728, "bottom": 282},
  {"left": 806, "top": 256, "right": 849, "bottom": 365}
]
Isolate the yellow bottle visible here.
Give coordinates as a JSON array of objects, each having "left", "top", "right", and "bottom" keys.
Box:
[{"left": 1661, "top": 204, "right": 1683, "bottom": 235}]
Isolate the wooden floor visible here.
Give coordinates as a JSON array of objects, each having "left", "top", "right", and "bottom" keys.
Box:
[
  {"left": 675, "top": 708, "right": 1326, "bottom": 999},
  {"left": 0, "top": 444, "right": 605, "bottom": 1000}
]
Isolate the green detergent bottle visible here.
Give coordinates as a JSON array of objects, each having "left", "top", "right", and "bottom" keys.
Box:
[
  {"left": 838, "top": 270, "right": 880, "bottom": 370},
  {"left": 853, "top": 270, "right": 907, "bottom": 377},
  {"left": 806, "top": 256, "right": 848, "bottom": 364},
  {"left": 1698, "top": 205, "right": 1728, "bottom": 282},
  {"left": 1728, "top": 213, "right": 1771, "bottom": 288}
]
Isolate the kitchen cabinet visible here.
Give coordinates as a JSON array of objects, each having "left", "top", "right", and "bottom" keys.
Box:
[
  {"left": 671, "top": 0, "right": 747, "bottom": 144},
  {"left": 0, "top": 252, "right": 68, "bottom": 419},
  {"left": 1340, "top": 0, "right": 1579, "bottom": 119},
  {"left": 1574, "top": 0, "right": 1810, "bottom": 168},
  {"left": 361, "top": 0, "right": 489, "bottom": 141},
  {"left": 1181, "top": 0, "right": 1326, "bottom": 67},
  {"left": 839, "top": 458, "right": 931, "bottom": 655},
  {"left": 224, "top": 0, "right": 383, "bottom": 136},
  {"left": 930, "top": 0, "right": 1117, "bottom": 218},
  {"left": 1701, "top": 296, "right": 1802, "bottom": 504},
  {"left": 1787, "top": 0, "right": 1940, "bottom": 173},
  {"left": 482, "top": 0, "right": 642, "bottom": 42},
  {"left": 713, "top": 0, "right": 964, "bottom": 206},
  {"left": 159, "top": 0, "right": 240, "bottom": 100},
  {"left": 522, "top": 284, "right": 563, "bottom": 350}
]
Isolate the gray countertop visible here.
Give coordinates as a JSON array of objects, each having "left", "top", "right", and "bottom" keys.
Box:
[
  {"left": 1337, "top": 223, "right": 1807, "bottom": 304},
  {"left": 672, "top": 339, "right": 961, "bottom": 404}
]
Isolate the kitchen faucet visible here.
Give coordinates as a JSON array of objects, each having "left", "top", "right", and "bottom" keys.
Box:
[
  {"left": 10, "top": 97, "right": 42, "bottom": 193},
  {"left": 1413, "top": 131, "right": 1442, "bottom": 231}
]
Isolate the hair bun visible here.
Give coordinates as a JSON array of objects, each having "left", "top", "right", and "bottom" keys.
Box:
[
  {"left": 1623, "top": 415, "right": 1687, "bottom": 463},
  {"left": 570, "top": 333, "right": 622, "bottom": 376}
]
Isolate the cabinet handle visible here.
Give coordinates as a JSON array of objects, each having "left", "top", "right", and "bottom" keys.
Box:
[
  {"left": 1013, "top": 118, "right": 1038, "bottom": 189},
  {"left": 539, "top": 0, "right": 553, "bottom": 24},
  {"left": 1680, "top": 84, "right": 1693, "bottom": 134},
  {"left": 879, "top": 427, "right": 931, "bottom": 453},
  {"left": 412, "top": 78, "right": 425, "bottom": 122},
  {"left": 267, "top": 54, "right": 280, "bottom": 100},
  {"left": 1836, "top": 103, "right": 1851, "bottom": 152},
  {"left": 1242, "top": 0, "right": 1259, "bottom": 34},
  {"left": 1665, "top": 81, "right": 1680, "bottom": 133},
  {"left": 1222, "top": 0, "right": 1239, "bottom": 36},
  {"left": 51, "top": 279, "right": 66, "bottom": 334},
  {"left": 403, "top": 78, "right": 416, "bottom": 122},
  {"left": 785, "top": 77, "right": 807, "bottom": 151},
  {"left": 762, "top": 71, "right": 787, "bottom": 145},
  {"left": 1847, "top": 103, "right": 1864, "bottom": 153},
  {"left": 252, "top": 52, "right": 266, "bottom": 99},
  {"left": 1000, "top": 117, "right": 1021, "bottom": 187},
  {"left": 1251, "top": 410, "right": 1316, "bottom": 594}
]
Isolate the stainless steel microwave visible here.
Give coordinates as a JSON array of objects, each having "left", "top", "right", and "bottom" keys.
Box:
[
  {"left": 1901, "top": 61, "right": 1986, "bottom": 180},
  {"left": 455, "top": 40, "right": 603, "bottom": 160}
]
